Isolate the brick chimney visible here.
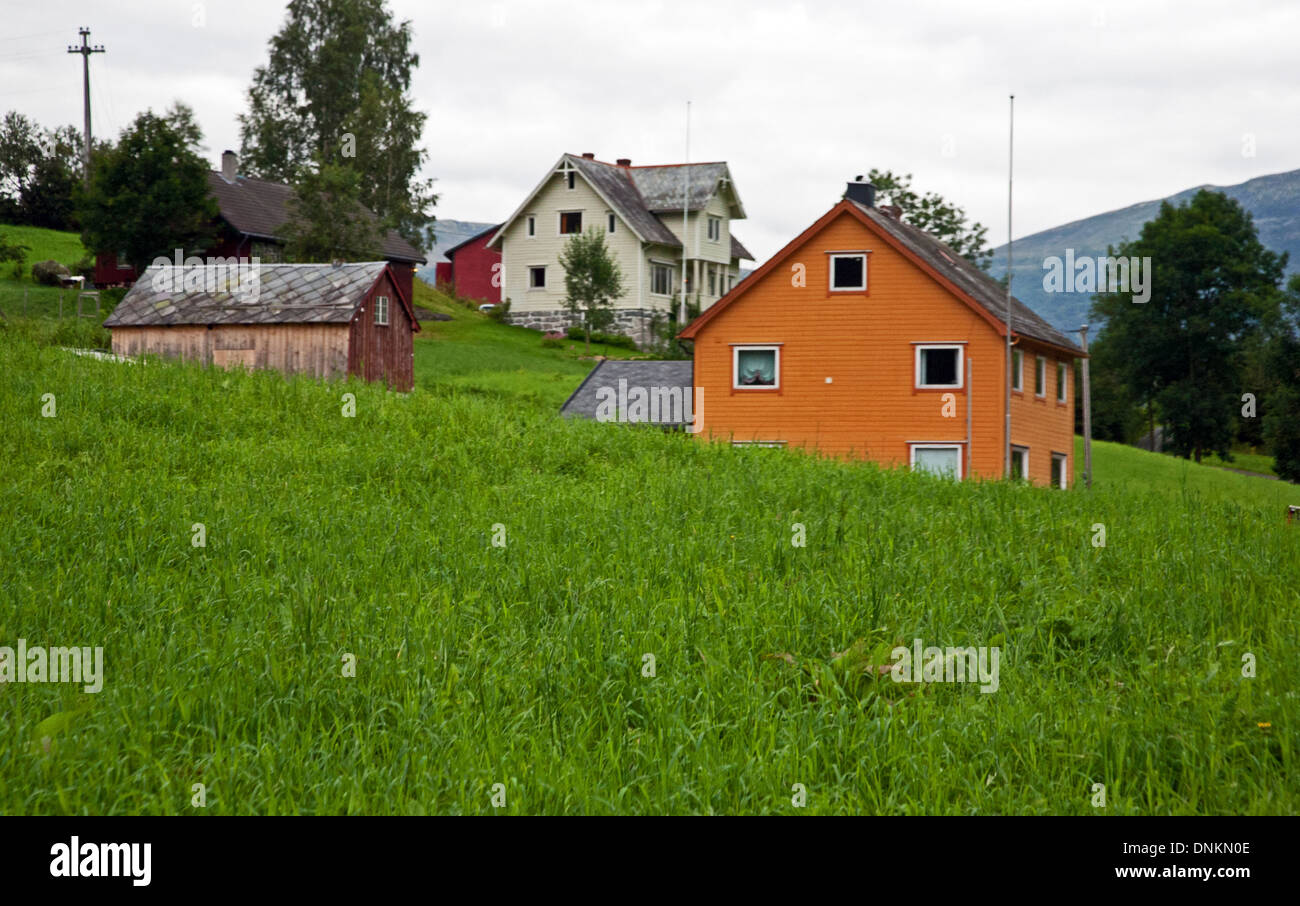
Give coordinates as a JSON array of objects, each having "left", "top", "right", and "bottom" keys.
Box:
[
  {"left": 581, "top": 152, "right": 596, "bottom": 159},
  {"left": 221, "top": 150, "right": 238, "bottom": 183},
  {"left": 616, "top": 158, "right": 632, "bottom": 167},
  {"left": 844, "top": 175, "right": 875, "bottom": 207}
]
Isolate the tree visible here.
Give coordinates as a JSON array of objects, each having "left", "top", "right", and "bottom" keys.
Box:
[
  {"left": 1090, "top": 190, "right": 1286, "bottom": 462},
  {"left": 1262, "top": 275, "right": 1300, "bottom": 482},
  {"left": 22, "top": 125, "right": 82, "bottom": 231},
  {"left": 281, "top": 161, "right": 384, "bottom": 262},
  {"left": 0, "top": 111, "right": 42, "bottom": 218},
  {"left": 865, "top": 169, "right": 993, "bottom": 270},
  {"left": 238, "top": 0, "right": 435, "bottom": 248},
  {"left": 558, "top": 227, "right": 624, "bottom": 354},
  {"left": 76, "top": 104, "right": 217, "bottom": 274}
]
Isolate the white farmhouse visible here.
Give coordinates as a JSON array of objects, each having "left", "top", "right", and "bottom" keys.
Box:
[{"left": 486, "top": 153, "right": 752, "bottom": 342}]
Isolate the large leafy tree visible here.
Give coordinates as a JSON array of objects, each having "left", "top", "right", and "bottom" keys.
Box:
[
  {"left": 559, "top": 228, "right": 624, "bottom": 354},
  {"left": 1090, "top": 190, "right": 1286, "bottom": 463},
  {"left": 76, "top": 104, "right": 217, "bottom": 274},
  {"left": 1261, "top": 275, "right": 1300, "bottom": 482},
  {"left": 866, "top": 169, "right": 993, "bottom": 270},
  {"left": 0, "top": 113, "right": 83, "bottom": 229},
  {"left": 238, "top": 0, "right": 435, "bottom": 247},
  {"left": 281, "top": 160, "right": 383, "bottom": 262}
]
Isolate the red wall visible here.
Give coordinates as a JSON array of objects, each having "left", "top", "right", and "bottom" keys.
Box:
[
  {"left": 347, "top": 267, "right": 418, "bottom": 391},
  {"left": 449, "top": 233, "right": 501, "bottom": 303}
]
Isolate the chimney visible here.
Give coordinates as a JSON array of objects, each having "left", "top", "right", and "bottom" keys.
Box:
[
  {"left": 221, "top": 150, "right": 238, "bottom": 183},
  {"left": 844, "top": 176, "right": 875, "bottom": 207},
  {"left": 581, "top": 152, "right": 596, "bottom": 159},
  {"left": 616, "top": 158, "right": 632, "bottom": 167}
]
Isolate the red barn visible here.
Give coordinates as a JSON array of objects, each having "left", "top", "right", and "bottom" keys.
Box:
[
  {"left": 94, "top": 151, "right": 426, "bottom": 302},
  {"left": 443, "top": 224, "right": 502, "bottom": 303}
]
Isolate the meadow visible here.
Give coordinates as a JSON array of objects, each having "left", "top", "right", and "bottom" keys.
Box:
[{"left": 0, "top": 310, "right": 1295, "bottom": 815}]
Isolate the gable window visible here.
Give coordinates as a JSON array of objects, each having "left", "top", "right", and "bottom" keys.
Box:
[
  {"left": 829, "top": 253, "right": 867, "bottom": 291},
  {"left": 1010, "top": 446, "right": 1029, "bottom": 480},
  {"left": 560, "top": 211, "right": 582, "bottom": 234},
  {"left": 733, "top": 345, "right": 780, "bottom": 389},
  {"left": 567, "top": 170, "right": 576, "bottom": 190},
  {"left": 529, "top": 266, "right": 546, "bottom": 289},
  {"left": 650, "top": 262, "right": 673, "bottom": 296},
  {"left": 707, "top": 216, "right": 721, "bottom": 242},
  {"left": 373, "top": 295, "right": 389, "bottom": 326},
  {"left": 915, "top": 345, "right": 963, "bottom": 389},
  {"left": 911, "top": 444, "right": 962, "bottom": 480},
  {"left": 1035, "top": 356, "right": 1047, "bottom": 397},
  {"left": 527, "top": 215, "right": 536, "bottom": 237},
  {"left": 608, "top": 213, "right": 616, "bottom": 234},
  {"left": 1056, "top": 361, "right": 1068, "bottom": 402},
  {"left": 1051, "top": 452, "right": 1068, "bottom": 489},
  {"left": 1011, "top": 348, "right": 1024, "bottom": 391}
]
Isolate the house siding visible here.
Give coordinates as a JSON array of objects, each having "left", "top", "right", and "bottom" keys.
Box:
[
  {"left": 347, "top": 269, "right": 416, "bottom": 391},
  {"left": 110, "top": 323, "right": 351, "bottom": 379},
  {"left": 689, "top": 209, "right": 1076, "bottom": 485}
]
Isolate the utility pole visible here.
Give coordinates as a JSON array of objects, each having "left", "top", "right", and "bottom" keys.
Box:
[
  {"left": 67, "top": 27, "right": 106, "bottom": 185},
  {"left": 679, "top": 100, "right": 691, "bottom": 325},
  {"left": 1004, "top": 94, "right": 1015, "bottom": 477},
  {"left": 1078, "top": 324, "right": 1093, "bottom": 489}
]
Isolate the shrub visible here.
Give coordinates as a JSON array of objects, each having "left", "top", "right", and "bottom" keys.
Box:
[
  {"left": 564, "top": 325, "right": 637, "bottom": 350},
  {"left": 540, "top": 336, "right": 565, "bottom": 349},
  {"left": 72, "top": 254, "right": 96, "bottom": 280},
  {"left": 31, "top": 259, "right": 70, "bottom": 286},
  {"left": 486, "top": 297, "right": 511, "bottom": 322},
  {"left": 0, "top": 232, "right": 29, "bottom": 267}
]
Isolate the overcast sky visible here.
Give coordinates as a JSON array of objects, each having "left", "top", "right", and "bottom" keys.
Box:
[{"left": 5, "top": 0, "right": 1298, "bottom": 263}]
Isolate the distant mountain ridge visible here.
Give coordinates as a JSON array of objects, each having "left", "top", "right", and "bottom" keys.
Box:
[
  {"left": 991, "top": 168, "right": 1300, "bottom": 331},
  {"left": 416, "top": 219, "right": 497, "bottom": 284}
]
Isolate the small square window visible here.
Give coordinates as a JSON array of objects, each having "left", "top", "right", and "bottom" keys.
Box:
[
  {"left": 916, "top": 345, "right": 962, "bottom": 388},
  {"left": 560, "top": 212, "right": 582, "bottom": 234},
  {"left": 527, "top": 216, "right": 536, "bottom": 237},
  {"left": 830, "top": 254, "right": 866, "bottom": 291},
  {"left": 1035, "top": 356, "right": 1047, "bottom": 396},
  {"left": 1010, "top": 446, "right": 1029, "bottom": 480},
  {"left": 733, "top": 346, "right": 779, "bottom": 389},
  {"left": 529, "top": 266, "right": 546, "bottom": 289},
  {"left": 1057, "top": 361, "right": 1067, "bottom": 402},
  {"left": 1011, "top": 349, "right": 1024, "bottom": 391},
  {"left": 374, "top": 295, "right": 389, "bottom": 326},
  {"left": 1051, "top": 453, "right": 1068, "bottom": 488}
]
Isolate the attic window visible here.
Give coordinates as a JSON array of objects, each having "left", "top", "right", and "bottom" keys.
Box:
[
  {"left": 560, "top": 211, "right": 582, "bottom": 234},
  {"left": 829, "top": 253, "right": 867, "bottom": 291},
  {"left": 707, "top": 217, "right": 721, "bottom": 242},
  {"left": 374, "top": 295, "right": 389, "bottom": 326},
  {"left": 567, "top": 171, "right": 576, "bottom": 190},
  {"left": 608, "top": 213, "right": 616, "bottom": 234},
  {"left": 527, "top": 216, "right": 536, "bottom": 237}
]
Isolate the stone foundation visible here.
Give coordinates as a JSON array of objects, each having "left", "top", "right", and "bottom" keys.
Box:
[{"left": 505, "top": 308, "right": 668, "bottom": 347}]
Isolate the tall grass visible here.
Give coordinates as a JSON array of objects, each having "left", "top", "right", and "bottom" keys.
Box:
[{"left": 0, "top": 336, "right": 1295, "bottom": 814}]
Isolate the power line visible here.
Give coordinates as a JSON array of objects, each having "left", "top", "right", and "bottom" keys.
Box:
[{"left": 66, "top": 26, "right": 106, "bottom": 184}]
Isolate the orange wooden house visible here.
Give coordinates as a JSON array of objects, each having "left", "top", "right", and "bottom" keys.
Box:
[{"left": 678, "top": 179, "right": 1085, "bottom": 486}]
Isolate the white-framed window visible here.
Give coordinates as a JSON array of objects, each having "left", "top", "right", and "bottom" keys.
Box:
[
  {"left": 707, "top": 216, "right": 721, "bottom": 242},
  {"left": 1010, "top": 445, "right": 1029, "bottom": 480},
  {"left": 1011, "top": 348, "right": 1024, "bottom": 391},
  {"left": 567, "top": 170, "right": 576, "bottom": 190},
  {"left": 732, "top": 440, "right": 786, "bottom": 448},
  {"left": 829, "top": 253, "right": 867, "bottom": 291},
  {"left": 733, "top": 345, "right": 780, "bottom": 389},
  {"left": 528, "top": 266, "right": 546, "bottom": 289},
  {"left": 915, "top": 344, "right": 963, "bottom": 389},
  {"left": 1051, "top": 452, "right": 1068, "bottom": 488},
  {"left": 650, "top": 262, "right": 673, "bottom": 296},
  {"left": 1057, "top": 361, "right": 1068, "bottom": 402},
  {"left": 608, "top": 213, "right": 616, "bottom": 234},
  {"left": 910, "top": 444, "right": 963, "bottom": 480},
  {"left": 1035, "top": 356, "right": 1047, "bottom": 397},
  {"left": 708, "top": 269, "right": 717, "bottom": 296},
  {"left": 526, "top": 215, "right": 536, "bottom": 237},
  {"left": 559, "top": 211, "right": 582, "bottom": 234},
  {"left": 373, "top": 295, "right": 389, "bottom": 326}
]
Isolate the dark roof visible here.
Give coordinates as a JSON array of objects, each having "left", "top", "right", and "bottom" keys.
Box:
[
  {"left": 681, "top": 198, "right": 1082, "bottom": 354},
  {"left": 443, "top": 222, "right": 503, "bottom": 258},
  {"left": 494, "top": 155, "right": 752, "bottom": 260},
  {"left": 849, "top": 201, "right": 1080, "bottom": 352},
  {"left": 104, "top": 261, "right": 396, "bottom": 328},
  {"left": 560, "top": 360, "right": 695, "bottom": 426},
  {"left": 207, "top": 171, "right": 426, "bottom": 264}
]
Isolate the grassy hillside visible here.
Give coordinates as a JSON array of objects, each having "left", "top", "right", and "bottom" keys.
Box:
[
  {"left": 0, "top": 332, "right": 1294, "bottom": 815},
  {"left": 0, "top": 224, "right": 96, "bottom": 320}
]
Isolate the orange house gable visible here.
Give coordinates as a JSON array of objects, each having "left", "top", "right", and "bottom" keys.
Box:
[{"left": 679, "top": 184, "right": 1085, "bottom": 486}]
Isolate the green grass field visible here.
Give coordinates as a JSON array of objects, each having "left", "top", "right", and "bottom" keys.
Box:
[
  {"left": 1, "top": 311, "right": 1295, "bottom": 815},
  {"left": 0, "top": 224, "right": 101, "bottom": 321}
]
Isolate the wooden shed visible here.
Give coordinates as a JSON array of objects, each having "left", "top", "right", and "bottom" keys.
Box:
[{"left": 103, "top": 261, "right": 420, "bottom": 391}]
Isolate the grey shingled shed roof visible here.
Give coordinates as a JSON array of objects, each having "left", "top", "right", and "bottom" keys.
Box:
[
  {"left": 561, "top": 359, "right": 695, "bottom": 426},
  {"left": 849, "top": 200, "right": 1081, "bottom": 352},
  {"left": 104, "top": 262, "right": 389, "bottom": 327}
]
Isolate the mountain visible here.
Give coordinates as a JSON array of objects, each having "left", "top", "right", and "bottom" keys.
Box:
[
  {"left": 991, "top": 168, "right": 1300, "bottom": 332},
  {"left": 415, "top": 219, "right": 498, "bottom": 284}
]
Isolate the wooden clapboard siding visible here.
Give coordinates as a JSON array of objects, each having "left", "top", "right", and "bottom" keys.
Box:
[
  {"left": 688, "top": 207, "right": 1077, "bottom": 485},
  {"left": 110, "top": 324, "right": 351, "bottom": 380}
]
